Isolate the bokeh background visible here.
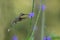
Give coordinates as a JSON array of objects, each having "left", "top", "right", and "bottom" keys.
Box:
[{"left": 0, "top": 0, "right": 60, "bottom": 40}]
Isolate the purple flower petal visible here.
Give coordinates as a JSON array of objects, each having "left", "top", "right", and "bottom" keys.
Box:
[
  {"left": 28, "top": 12, "right": 34, "bottom": 18},
  {"left": 42, "top": 5, "right": 46, "bottom": 11},
  {"left": 47, "top": 36, "right": 51, "bottom": 40},
  {"left": 12, "top": 35, "right": 18, "bottom": 40},
  {"left": 43, "top": 36, "right": 51, "bottom": 40}
]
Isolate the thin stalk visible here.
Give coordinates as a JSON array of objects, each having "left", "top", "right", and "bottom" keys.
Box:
[
  {"left": 41, "top": 12, "right": 45, "bottom": 40},
  {"left": 26, "top": 0, "right": 35, "bottom": 40},
  {"left": 30, "top": 0, "right": 42, "bottom": 40}
]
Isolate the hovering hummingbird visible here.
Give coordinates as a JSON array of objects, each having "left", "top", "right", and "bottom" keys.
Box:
[
  {"left": 11, "top": 13, "right": 28, "bottom": 24},
  {"left": 11, "top": 12, "right": 34, "bottom": 24}
]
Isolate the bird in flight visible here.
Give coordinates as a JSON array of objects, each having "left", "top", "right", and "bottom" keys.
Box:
[
  {"left": 11, "top": 12, "right": 34, "bottom": 24},
  {"left": 11, "top": 13, "right": 28, "bottom": 24}
]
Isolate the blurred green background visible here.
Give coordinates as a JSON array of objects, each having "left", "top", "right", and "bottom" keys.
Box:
[{"left": 0, "top": 0, "right": 60, "bottom": 40}]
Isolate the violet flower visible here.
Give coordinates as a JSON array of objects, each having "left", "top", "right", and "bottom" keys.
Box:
[
  {"left": 43, "top": 36, "right": 51, "bottom": 40},
  {"left": 47, "top": 36, "right": 51, "bottom": 40},
  {"left": 12, "top": 35, "right": 18, "bottom": 40},
  {"left": 42, "top": 4, "right": 46, "bottom": 11},
  {"left": 28, "top": 12, "right": 34, "bottom": 18}
]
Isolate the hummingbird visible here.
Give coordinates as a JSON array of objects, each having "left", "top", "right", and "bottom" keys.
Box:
[{"left": 11, "top": 13, "right": 28, "bottom": 24}]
